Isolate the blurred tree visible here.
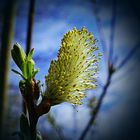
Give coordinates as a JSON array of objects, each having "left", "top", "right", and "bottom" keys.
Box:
[
  {"left": 26, "top": 0, "right": 36, "bottom": 55},
  {"left": 0, "top": 0, "right": 17, "bottom": 139}
]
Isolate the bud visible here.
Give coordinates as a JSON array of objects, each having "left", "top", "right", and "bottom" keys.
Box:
[
  {"left": 45, "top": 27, "right": 101, "bottom": 105},
  {"left": 11, "top": 43, "right": 38, "bottom": 81},
  {"left": 22, "top": 59, "right": 35, "bottom": 81},
  {"left": 11, "top": 43, "right": 26, "bottom": 70}
]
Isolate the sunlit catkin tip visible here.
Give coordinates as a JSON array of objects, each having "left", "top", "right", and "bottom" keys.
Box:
[{"left": 45, "top": 27, "right": 101, "bottom": 105}]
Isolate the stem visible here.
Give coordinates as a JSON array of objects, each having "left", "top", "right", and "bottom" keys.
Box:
[
  {"left": 79, "top": 65, "right": 114, "bottom": 140},
  {"left": 23, "top": 0, "right": 36, "bottom": 114},
  {"left": 109, "top": 0, "right": 117, "bottom": 62},
  {"left": 20, "top": 81, "right": 51, "bottom": 140},
  {"left": 116, "top": 41, "right": 140, "bottom": 70},
  {"left": 28, "top": 107, "right": 38, "bottom": 140},
  {"left": 23, "top": 83, "right": 38, "bottom": 140},
  {"left": 29, "top": 109, "right": 38, "bottom": 140}
]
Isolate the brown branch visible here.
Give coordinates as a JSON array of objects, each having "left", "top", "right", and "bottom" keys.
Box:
[
  {"left": 79, "top": 41, "right": 139, "bottom": 140},
  {"left": 36, "top": 97, "right": 51, "bottom": 117},
  {"left": 78, "top": 42, "right": 140, "bottom": 140},
  {"left": 24, "top": 85, "right": 38, "bottom": 140},
  {"left": 79, "top": 63, "right": 115, "bottom": 140},
  {"left": 79, "top": 1, "right": 139, "bottom": 140},
  {"left": 78, "top": 1, "right": 117, "bottom": 139},
  {"left": 20, "top": 81, "right": 51, "bottom": 140}
]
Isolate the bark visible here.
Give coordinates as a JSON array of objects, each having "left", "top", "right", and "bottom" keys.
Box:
[{"left": 20, "top": 81, "right": 50, "bottom": 140}]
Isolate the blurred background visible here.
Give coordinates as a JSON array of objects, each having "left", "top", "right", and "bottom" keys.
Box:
[{"left": 0, "top": 0, "right": 140, "bottom": 140}]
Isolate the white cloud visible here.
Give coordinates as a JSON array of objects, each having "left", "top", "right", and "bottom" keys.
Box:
[{"left": 32, "top": 19, "right": 71, "bottom": 53}]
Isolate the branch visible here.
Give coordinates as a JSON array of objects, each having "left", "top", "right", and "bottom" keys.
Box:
[
  {"left": 79, "top": 64, "right": 115, "bottom": 140},
  {"left": 116, "top": 41, "right": 140, "bottom": 70},
  {"left": 20, "top": 80, "right": 50, "bottom": 140},
  {"left": 93, "top": 6, "right": 108, "bottom": 60},
  {"left": 79, "top": 40, "right": 140, "bottom": 140},
  {"left": 23, "top": 0, "right": 36, "bottom": 114},
  {"left": 109, "top": 0, "right": 117, "bottom": 62}
]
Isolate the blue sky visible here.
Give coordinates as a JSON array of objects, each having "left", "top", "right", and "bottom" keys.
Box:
[{"left": 8, "top": 0, "right": 140, "bottom": 139}]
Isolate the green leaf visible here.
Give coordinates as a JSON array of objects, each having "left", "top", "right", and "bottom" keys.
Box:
[
  {"left": 11, "top": 50, "right": 21, "bottom": 69},
  {"left": 26, "top": 60, "right": 34, "bottom": 81},
  {"left": 20, "top": 114, "right": 31, "bottom": 140},
  {"left": 21, "top": 62, "right": 27, "bottom": 79},
  {"left": 11, "top": 43, "right": 26, "bottom": 70},
  {"left": 11, "top": 69, "right": 26, "bottom": 80},
  {"left": 11, "top": 43, "right": 38, "bottom": 82},
  {"left": 32, "top": 69, "right": 39, "bottom": 78},
  {"left": 27, "top": 48, "right": 34, "bottom": 60},
  {"left": 19, "top": 80, "right": 26, "bottom": 90},
  {"left": 21, "top": 59, "right": 35, "bottom": 81}
]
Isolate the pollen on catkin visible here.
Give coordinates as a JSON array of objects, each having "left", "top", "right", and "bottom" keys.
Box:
[{"left": 45, "top": 27, "right": 101, "bottom": 105}]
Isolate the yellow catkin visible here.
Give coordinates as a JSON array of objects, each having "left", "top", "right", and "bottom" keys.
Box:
[{"left": 45, "top": 27, "right": 101, "bottom": 105}]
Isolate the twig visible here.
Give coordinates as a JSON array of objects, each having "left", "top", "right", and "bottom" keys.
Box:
[
  {"left": 116, "top": 42, "right": 140, "bottom": 70},
  {"left": 79, "top": 38, "right": 140, "bottom": 140},
  {"left": 109, "top": 0, "right": 117, "bottom": 62},
  {"left": 79, "top": 1, "right": 117, "bottom": 139},
  {"left": 79, "top": 0, "right": 139, "bottom": 139},
  {"left": 79, "top": 64, "right": 115, "bottom": 140},
  {"left": 24, "top": 84, "right": 39, "bottom": 140},
  {"left": 78, "top": 40, "right": 139, "bottom": 140},
  {"left": 93, "top": 8, "right": 108, "bottom": 60},
  {"left": 20, "top": 80, "right": 51, "bottom": 140}
]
